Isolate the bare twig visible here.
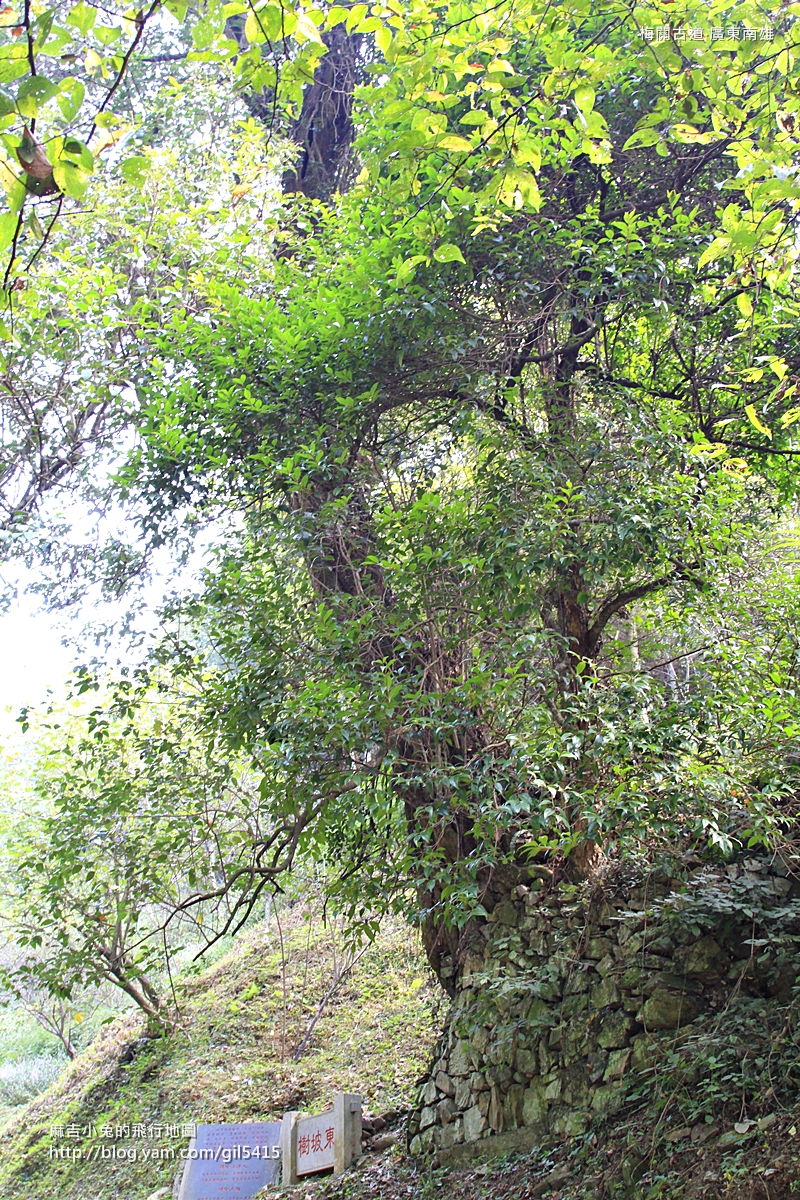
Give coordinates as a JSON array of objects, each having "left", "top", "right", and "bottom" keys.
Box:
[
  {"left": 87, "top": 0, "right": 163, "bottom": 144},
  {"left": 291, "top": 942, "right": 369, "bottom": 1061},
  {"left": 275, "top": 899, "right": 288, "bottom": 1062}
]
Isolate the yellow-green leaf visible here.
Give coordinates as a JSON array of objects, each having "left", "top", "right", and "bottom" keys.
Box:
[
  {"left": 497, "top": 166, "right": 541, "bottom": 211},
  {"left": 375, "top": 24, "right": 391, "bottom": 56},
  {"left": 459, "top": 109, "right": 489, "bottom": 126},
  {"left": 65, "top": 2, "right": 96, "bottom": 34},
  {"left": 745, "top": 404, "right": 772, "bottom": 439},
  {"left": 245, "top": 9, "right": 267, "bottom": 43},
  {"left": 294, "top": 10, "right": 324, "bottom": 44},
  {"left": 396, "top": 253, "right": 428, "bottom": 284},
  {"left": 689, "top": 440, "right": 727, "bottom": 460},
  {"left": 574, "top": 84, "right": 595, "bottom": 113},
  {"left": 58, "top": 77, "right": 84, "bottom": 122},
  {"left": 697, "top": 237, "right": 731, "bottom": 268},
  {"left": 438, "top": 135, "right": 473, "bottom": 153},
  {"left": 433, "top": 243, "right": 465, "bottom": 264}
]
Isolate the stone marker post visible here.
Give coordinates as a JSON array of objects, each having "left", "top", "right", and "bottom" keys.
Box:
[
  {"left": 280, "top": 1111, "right": 299, "bottom": 1187},
  {"left": 333, "top": 1093, "right": 361, "bottom": 1175},
  {"left": 280, "top": 1094, "right": 361, "bottom": 1185}
]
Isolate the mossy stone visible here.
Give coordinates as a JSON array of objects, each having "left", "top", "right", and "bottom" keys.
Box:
[
  {"left": 522, "top": 1080, "right": 547, "bottom": 1126},
  {"left": 591, "top": 975, "right": 621, "bottom": 1010},
  {"left": 642, "top": 989, "right": 699, "bottom": 1030},
  {"left": 597, "top": 1010, "right": 636, "bottom": 1050}
]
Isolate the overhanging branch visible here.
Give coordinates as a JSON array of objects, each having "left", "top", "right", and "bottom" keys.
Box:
[{"left": 588, "top": 563, "right": 703, "bottom": 652}]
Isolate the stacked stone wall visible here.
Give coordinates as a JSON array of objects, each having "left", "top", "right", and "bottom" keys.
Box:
[{"left": 408, "top": 855, "right": 800, "bottom": 1160}]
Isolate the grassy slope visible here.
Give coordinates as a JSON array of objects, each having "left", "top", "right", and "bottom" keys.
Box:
[
  {"left": 2, "top": 903, "right": 800, "bottom": 1200},
  {"left": 0, "top": 908, "right": 442, "bottom": 1200}
]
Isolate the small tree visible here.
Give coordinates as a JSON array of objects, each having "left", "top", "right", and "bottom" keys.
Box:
[
  {"left": 1, "top": 681, "right": 255, "bottom": 1028},
  {"left": 0, "top": 947, "right": 114, "bottom": 1060}
]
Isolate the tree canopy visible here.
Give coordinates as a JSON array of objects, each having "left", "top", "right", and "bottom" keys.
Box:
[{"left": 3, "top": 0, "right": 800, "bottom": 1009}]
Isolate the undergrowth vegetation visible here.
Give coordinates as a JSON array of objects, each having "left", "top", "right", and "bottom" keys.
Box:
[
  {"left": 0, "top": 904, "right": 440, "bottom": 1200},
  {"left": 3, "top": 884, "right": 800, "bottom": 1199}
]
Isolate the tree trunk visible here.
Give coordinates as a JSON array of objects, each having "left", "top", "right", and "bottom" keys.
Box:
[{"left": 282, "top": 26, "right": 366, "bottom": 201}]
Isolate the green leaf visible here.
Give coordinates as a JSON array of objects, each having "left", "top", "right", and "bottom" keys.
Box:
[
  {"left": 0, "top": 210, "right": 18, "bottom": 251},
  {"left": 61, "top": 137, "right": 93, "bottom": 171},
  {"left": 19, "top": 78, "right": 59, "bottom": 103},
  {"left": 0, "top": 62, "right": 29, "bottom": 86},
  {"left": 4, "top": 175, "right": 25, "bottom": 214},
  {"left": 0, "top": 316, "right": 18, "bottom": 343},
  {"left": 433, "top": 243, "right": 466, "bottom": 264},
  {"left": 37, "top": 27, "right": 73, "bottom": 56},
  {"left": 65, "top": 1, "right": 96, "bottom": 34},
  {"left": 34, "top": 8, "right": 56, "bottom": 49},
  {"left": 396, "top": 253, "right": 428, "bottom": 284},
  {"left": 119, "top": 155, "right": 149, "bottom": 188},
  {"left": 622, "top": 127, "right": 661, "bottom": 151},
  {"left": 52, "top": 160, "right": 89, "bottom": 198},
  {"left": 17, "top": 75, "right": 59, "bottom": 119},
  {"left": 345, "top": 3, "right": 367, "bottom": 32},
  {"left": 94, "top": 22, "right": 121, "bottom": 46},
  {"left": 513, "top": 137, "right": 541, "bottom": 171},
  {"left": 260, "top": 4, "right": 287, "bottom": 40},
  {"left": 58, "top": 78, "right": 85, "bottom": 123}
]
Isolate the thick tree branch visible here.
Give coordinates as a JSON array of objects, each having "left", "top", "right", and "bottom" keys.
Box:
[{"left": 588, "top": 565, "right": 703, "bottom": 653}]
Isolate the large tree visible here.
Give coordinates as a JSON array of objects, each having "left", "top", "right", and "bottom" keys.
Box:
[
  {"left": 78, "top": 0, "right": 800, "bottom": 988},
  {"left": 4, "top": 0, "right": 800, "bottom": 999}
]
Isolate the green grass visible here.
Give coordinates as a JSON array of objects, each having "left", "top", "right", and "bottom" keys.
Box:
[{"left": 0, "top": 907, "right": 441, "bottom": 1200}]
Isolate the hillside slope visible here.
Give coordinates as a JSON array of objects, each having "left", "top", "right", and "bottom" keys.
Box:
[
  {"left": 3, "top": 900, "right": 800, "bottom": 1200},
  {"left": 0, "top": 908, "right": 441, "bottom": 1200}
]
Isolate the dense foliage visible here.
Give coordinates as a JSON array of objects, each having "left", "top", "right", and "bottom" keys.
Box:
[{"left": 3, "top": 0, "right": 800, "bottom": 1011}]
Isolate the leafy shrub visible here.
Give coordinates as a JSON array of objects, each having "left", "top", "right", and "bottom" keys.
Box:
[{"left": 0, "top": 1007, "right": 61, "bottom": 1064}]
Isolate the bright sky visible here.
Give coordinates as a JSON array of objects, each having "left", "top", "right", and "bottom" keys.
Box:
[
  {"left": 0, "top": 493, "right": 222, "bottom": 746},
  {"left": 0, "top": 597, "right": 76, "bottom": 739}
]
